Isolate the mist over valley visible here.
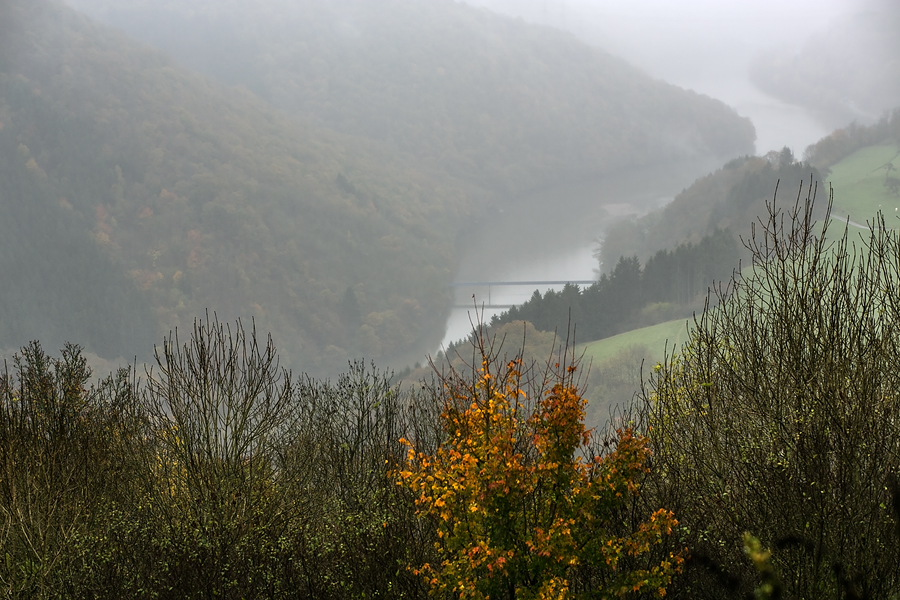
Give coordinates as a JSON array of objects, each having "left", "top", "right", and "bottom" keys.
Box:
[
  {"left": 0, "top": 0, "right": 896, "bottom": 372},
  {"left": 3, "top": 1, "right": 900, "bottom": 596}
]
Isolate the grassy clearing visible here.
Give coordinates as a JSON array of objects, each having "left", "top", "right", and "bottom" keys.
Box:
[
  {"left": 828, "top": 142, "right": 900, "bottom": 221},
  {"left": 577, "top": 317, "right": 693, "bottom": 366}
]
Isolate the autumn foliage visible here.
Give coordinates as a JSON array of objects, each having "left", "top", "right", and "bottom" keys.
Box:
[{"left": 399, "top": 336, "right": 684, "bottom": 599}]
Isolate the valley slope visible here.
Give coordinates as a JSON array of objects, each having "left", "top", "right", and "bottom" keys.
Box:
[
  {"left": 1, "top": 0, "right": 482, "bottom": 370},
  {"left": 1, "top": 0, "right": 757, "bottom": 373}
]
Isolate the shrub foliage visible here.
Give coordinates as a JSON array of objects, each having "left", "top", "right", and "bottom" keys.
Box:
[
  {"left": 5, "top": 180, "right": 900, "bottom": 598},
  {"left": 641, "top": 181, "right": 900, "bottom": 598},
  {"left": 0, "top": 318, "right": 431, "bottom": 599}
]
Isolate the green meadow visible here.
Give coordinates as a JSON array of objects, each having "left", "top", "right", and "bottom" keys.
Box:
[
  {"left": 577, "top": 141, "right": 900, "bottom": 408},
  {"left": 828, "top": 142, "right": 900, "bottom": 221},
  {"left": 577, "top": 316, "right": 693, "bottom": 366}
]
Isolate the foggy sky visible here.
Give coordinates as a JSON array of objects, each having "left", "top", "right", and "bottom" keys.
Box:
[{"left": 64, "top": 0, "right": 894, "bottom": 154}]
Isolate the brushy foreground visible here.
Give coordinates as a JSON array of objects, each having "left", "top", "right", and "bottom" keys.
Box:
[{"left": 2, "top": 182, "right": 900, "bottom": 599}]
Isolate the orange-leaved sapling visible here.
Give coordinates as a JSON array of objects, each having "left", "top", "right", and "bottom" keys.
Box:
[{"left": 398, "top": 332, "right": 685, "bottom": 599}]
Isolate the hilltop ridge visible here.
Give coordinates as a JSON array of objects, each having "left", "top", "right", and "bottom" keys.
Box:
[{"left": 65, "top": 0, "right": 756, "bottom": 194}]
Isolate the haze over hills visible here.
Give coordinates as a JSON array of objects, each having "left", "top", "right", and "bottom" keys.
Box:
[
  {"left": 0, "top": 0, "right": 757, "bottom": 373},
  {"left": 62, "top": 0, "right": 755, "bottom": 194},
  {"left": 468, "top": 0, "right": 899, "bottom": 155},
  {"left": 749, "top": 0, "right": 900, "bottom": 129},
  {"left": 1, "top": 0, "right": 482, "bottom": 371},
  {"left": 4, "top": 3, "right": 900, "bottom": 596}
]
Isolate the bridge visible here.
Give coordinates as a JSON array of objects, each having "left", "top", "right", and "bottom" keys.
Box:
[{"left": 450, "top": 279, "right": 596, "bottom": 309}]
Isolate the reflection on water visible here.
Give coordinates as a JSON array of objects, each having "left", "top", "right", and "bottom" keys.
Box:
[{"left": 442, "top": 243, "right": 597, "bottom": 347}]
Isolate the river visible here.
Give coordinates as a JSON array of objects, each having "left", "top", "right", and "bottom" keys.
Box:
[
  {"left": 439, "top": 157, "right": 723, "bottom": 347},
  {"left": 439, "top": 84, "right": 833, "bottom": 350}
]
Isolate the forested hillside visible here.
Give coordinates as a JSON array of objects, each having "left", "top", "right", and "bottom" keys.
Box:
[
  {"left": 599, "top": 150, "right": 824, "bottom": 269},
  {"left": 601, "top": 111, "right": 900, "bottom": 268},
  {"left": 0, "top": 0, "right": 759, "bottom": 373},
  {"left": 0, "top": 129, "right": 157, "bottom": 358},
  {"left": 0, "top": 0, "right": 481, "bottom": 370},
  {"left": 63, "top": 0, "right": 756, "bottom": 194}
]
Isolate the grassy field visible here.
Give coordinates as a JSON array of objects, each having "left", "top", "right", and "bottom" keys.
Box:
[
  {"left": 577, "top": 142, "right": 899, "bottom": 388},
  {"left": 828, "top": 142, "right": 900, "bottom": 221},
  {"left": 571, "top": 143, "right": 900, "bottom": 424},
  {"left": 577, "top": 317, "right": 694, "bottom": 366}
]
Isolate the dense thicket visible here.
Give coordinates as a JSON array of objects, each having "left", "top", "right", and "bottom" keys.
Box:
[
  {"left": 634, "top": 185, "right": 900, "bottom": 598},
  {"left": 64, "top": 0, "right": 756, "bottom": 194},
  {"left": 0, "top": 319, "right": 442, "bottom": 599},
  {"left": 484, "top": 228, "right": 738, "bottom": 343},
  {"left": 0, "top": 317, "right": 677, "bottom": 599},
  {"left": 600, "top": 151, "right": 822, "bottom": 270}
]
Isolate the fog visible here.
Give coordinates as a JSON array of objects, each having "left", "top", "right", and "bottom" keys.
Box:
[
  {"left": 8, "top": 0, "right": 899, "bottom": 370},
  {"left": 469, "top": 0, "right": 860, "bottom": 153},
  {"left": 441, "top": 0, "right": 899, "bottom": 347},
  {"left": 4, "top": 4, "right": 900, "bottom": 594}
]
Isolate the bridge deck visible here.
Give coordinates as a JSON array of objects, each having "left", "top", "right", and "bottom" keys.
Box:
[{"left": 450, "top": 280, "right": 595, "bottom": 287}]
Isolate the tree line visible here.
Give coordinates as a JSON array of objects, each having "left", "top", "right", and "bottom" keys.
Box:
[{"left": 480, "top": 228, "right": 738, "bottom": 345}]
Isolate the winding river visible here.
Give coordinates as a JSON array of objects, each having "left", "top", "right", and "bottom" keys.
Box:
[
  {"left": 439, "top": 157, "right": 721, "bottom": 348},
  {"left": 439, "top": 86, "right": 834, "bottom": 350}
]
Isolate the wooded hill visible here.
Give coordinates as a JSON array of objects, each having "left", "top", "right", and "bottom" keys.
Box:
[
  {"left": 602, "top": 110, "right": 900, "bottom": 268},
  {"left": 599, "top": 151, "right": 825, "bottom": 270},
  {"left": 64, "top": 0, "right": 756, "bottom": 195},
  {"left": 0, "top": 0, "right": 481, "bottom": 370},
  {"left": 0, "top": 0, "right": 755, "bottom": 374}
]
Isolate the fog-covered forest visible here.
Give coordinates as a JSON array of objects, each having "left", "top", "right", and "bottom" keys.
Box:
[
  {"left": 0, "top": 0, "right": 757, "bottom": 372},
  {"left": 2, "top": 0, "right": 900, "bottom": 597}
]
